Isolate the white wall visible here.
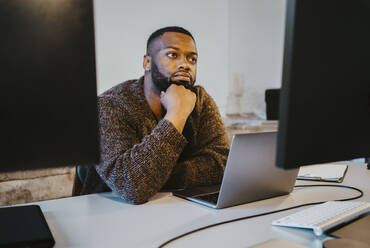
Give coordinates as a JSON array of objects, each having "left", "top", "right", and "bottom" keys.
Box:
[
  {"left": 93, "top": 0, "right": 229, "bottom": 114},
  {"left": 93, "top": 0, "right": 286, "bottom": 118},
  {"left": 228, "top": 0, "right": 286, "bottom": 118}
]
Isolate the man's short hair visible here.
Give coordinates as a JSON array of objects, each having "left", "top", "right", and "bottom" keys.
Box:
[{"left": 146, "top": 26, "right": 195, "bottom": 55}]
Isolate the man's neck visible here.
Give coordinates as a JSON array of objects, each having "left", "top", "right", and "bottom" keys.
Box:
[{"left": 144, "top": 75, "right": 163, "bottom": 121}]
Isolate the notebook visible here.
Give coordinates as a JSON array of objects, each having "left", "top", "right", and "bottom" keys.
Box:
[
  {"left": 173, "top": 132, "right": 299, "bottom": 209},
  {"left": 297, "top": 163, "right": 348, "bottom": 182}
]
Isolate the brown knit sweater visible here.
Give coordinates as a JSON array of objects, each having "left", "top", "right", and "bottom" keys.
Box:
[{"left": 80, "top": 77, "right": 229, "bottom": 204}]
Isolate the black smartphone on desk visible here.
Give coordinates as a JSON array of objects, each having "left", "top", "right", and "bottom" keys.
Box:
[{"left": 0, "top": 205, "right": 55, "bottom": 248}]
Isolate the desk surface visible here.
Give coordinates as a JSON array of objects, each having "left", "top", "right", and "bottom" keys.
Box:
[{"left": 24, "top": 163, "right": 370, "bottom": 248}]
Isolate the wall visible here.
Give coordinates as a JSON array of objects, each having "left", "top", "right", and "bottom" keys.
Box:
[
  {"left": 93, "top": 0, "right": 287, "bottom": 118},
  {"left": 93, "top": 0, "right": 229, "bottom": 114},
  {"left": 227, "top": 0, "right": 286, "bottom": 118}
]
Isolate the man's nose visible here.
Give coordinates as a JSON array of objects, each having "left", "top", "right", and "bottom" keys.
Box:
[{"left": 177, "top": 56, "right": 190, "bottom": 71}]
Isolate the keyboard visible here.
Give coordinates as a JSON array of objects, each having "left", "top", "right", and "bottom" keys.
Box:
[
  {"left": 272, "top": 201, "right": 370, "bottom": 236},
  {"left": 194, "top": 192, "right": 219, "bottom": 205}
]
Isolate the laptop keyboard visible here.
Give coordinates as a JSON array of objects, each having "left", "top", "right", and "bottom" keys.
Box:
[{"left": 194, "top": 192, "right": 219, "bottom": 205}]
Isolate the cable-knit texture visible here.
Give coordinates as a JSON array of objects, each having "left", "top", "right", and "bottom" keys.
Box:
[{"left": 81, "top": 77, "right": 229, "bottom": 204}]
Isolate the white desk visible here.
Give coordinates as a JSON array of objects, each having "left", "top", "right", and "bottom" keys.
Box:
[{"left": 30, "top": 163, "right": 370, "bottom": 247}]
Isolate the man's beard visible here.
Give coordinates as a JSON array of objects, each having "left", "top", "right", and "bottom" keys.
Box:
[{"left": 151, "top": 61, "right": 196, "bottom": 93}]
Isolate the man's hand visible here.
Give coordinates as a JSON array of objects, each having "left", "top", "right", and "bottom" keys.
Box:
[{"left": 161, "top": 84, "right": 196, "bottom": 133}]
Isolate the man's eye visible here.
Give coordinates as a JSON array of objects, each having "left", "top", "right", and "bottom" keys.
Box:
[
  {"left": 189, "top": 57, "right": 197, "bottom": 63},
  {"left": 167, "top": 53, "right": 177, "bottom": 58}
]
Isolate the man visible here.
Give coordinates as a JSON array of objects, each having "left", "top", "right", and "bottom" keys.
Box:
[{"left": 78, "top": 26, "right": 229, "bottom": 204}]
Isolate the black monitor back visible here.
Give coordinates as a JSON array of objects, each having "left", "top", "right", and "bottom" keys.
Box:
[
  {"left": 0, "top": 0, "right": 100, "bottom": 172},
  {"left": 277, "top": 0, "right": 370, "bottom": 168}
]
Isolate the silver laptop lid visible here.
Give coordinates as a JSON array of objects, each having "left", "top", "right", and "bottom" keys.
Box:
[{"left": 217, "top": 132, "right": 298, "bottom": 208}]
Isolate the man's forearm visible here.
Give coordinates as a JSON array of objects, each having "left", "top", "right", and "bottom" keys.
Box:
[
  {"left": 96, "top": 119, "right": 187, "bottom": 204},
  {"left": 164, "top": 113, "right": 187, "bottom": 133},
  {"left": 163, "top": 146, "right": 228, "bottom": 189}
]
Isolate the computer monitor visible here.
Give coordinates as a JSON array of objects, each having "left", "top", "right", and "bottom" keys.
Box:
[
  {"left": 276, "top": 0, "right": 370, "bottom": 169},
  {"left": 1, "top": 0, "right": 100, "bottom": 172},
  {"left": 1, "top": 1, "right": 100, "bottom": 246}
]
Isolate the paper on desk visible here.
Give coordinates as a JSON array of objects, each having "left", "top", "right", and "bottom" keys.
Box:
[{"left": 297, "top": 163, "right": 348, "bottom": 182}]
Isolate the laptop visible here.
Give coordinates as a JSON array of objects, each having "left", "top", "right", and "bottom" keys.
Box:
[{"left": 173, "top": 132, "right": 299, "bottom": 209}]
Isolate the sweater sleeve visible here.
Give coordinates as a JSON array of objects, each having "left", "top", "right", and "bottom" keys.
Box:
[
  {"left": 163, "top": 86, "right": 230, "bottom": 189},
  {"left": 94, "top": 97, "right": 187, "bottom": 204}
]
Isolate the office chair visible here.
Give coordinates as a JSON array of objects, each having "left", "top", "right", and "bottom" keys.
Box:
[
  {"left": 265, "top": 88, "right": 280, "bottom": 120},
  {"left": 72, "top": 165, "right": 89, "bottom": 196},
  {"left": 77, "top": 165, "right": 88, "bottom": 183}
]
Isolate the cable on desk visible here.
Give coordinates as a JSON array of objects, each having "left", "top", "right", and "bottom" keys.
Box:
[{"left": 157, "top": 184, "right": 363, "bottom": 248}]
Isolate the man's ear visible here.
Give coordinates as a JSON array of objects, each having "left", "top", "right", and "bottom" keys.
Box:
[{"left": 143, "top": 55, "right": 151, "bottom": 72}]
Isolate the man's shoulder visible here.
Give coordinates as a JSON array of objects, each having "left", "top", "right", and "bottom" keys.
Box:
[
  {"left": 193, "top": 84, "right": 221, "bottom": 119},
  {"left": 194, "top": 85, "right": 213, "bottom": 104},
  {"left": 99, "top": 78, "right": 142, "bottom": 99},
  {"left": 98, "top": 77, "right": 144, "bottom": 108}
]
